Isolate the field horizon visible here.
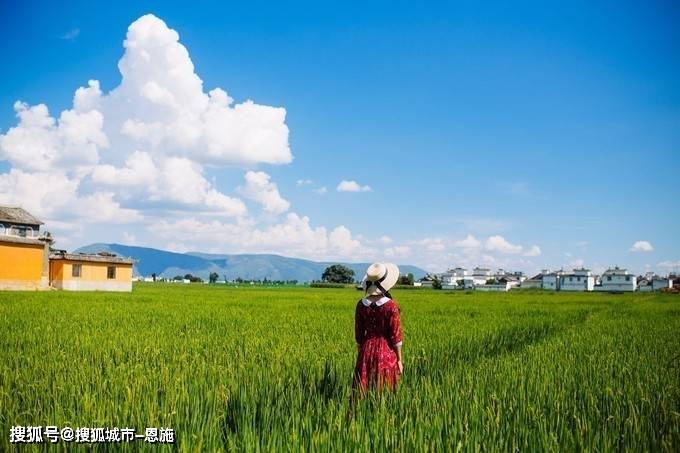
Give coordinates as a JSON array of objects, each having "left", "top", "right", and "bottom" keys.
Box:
[{"left": 1, "top": 285, "right": 679, "bottom": 451}]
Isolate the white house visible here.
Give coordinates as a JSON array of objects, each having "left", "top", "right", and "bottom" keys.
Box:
[
  {"left": 472, "top": 267, "right": 492, "bottom": 286},
  {"left": 417, "top": 275, "right": 435, "bottom": 288},
  {"left": 476, "top": 277, "right": 518, "bottom": 292},
  {"left": 638, "top": 279, "right": 653, "bottom": 292},
  {"left": 441, "top": 267, "right": 467, "bottom": 286},
  {"left": 521, "top": 273, "right": 543, "bottom": 289},
  {"left": 595, "top": 267, "right": 637, "bottom": 292},
  {"left": 542, "top": 270, "right": 563, "bottom": 290},
  {"left": 494, "top": 269, "right": 525, "bottom": 282},
  {"left": 560, "top": 268, "right": 595, "bottom": 291},
  {"left": 639, "top": 276, "right": 672, "bottom": 292},
  {"left": 652, "top": 277, "right": 672, "bottom": 291}
]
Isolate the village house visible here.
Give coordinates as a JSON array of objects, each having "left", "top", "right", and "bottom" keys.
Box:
[
  {"left": 521, "top": 272, "right": 544, "bottom": 289},
  {"left": 541, "top": 270, "right": 563, "bottom": 290},
  {"left": 638, "top": 275, "right": 672, "bottom": 292},
  {"left": 594, "top": 267, "right": 637, "bottom": 292},
  {"left": 560, "top": 268, "right": 595, "bottom": 291},
  {"left": 415, "top": 275, "right": 435, "bottom": 288},
  {"left": 471, "top": 267, "right": 492, "bottom": 286},
  {"left": 0, "top": 207, "right": 52, "bottom": 290},
  {"left": 441, "top": 267, "right": 474, "bottom": 289},
  {"left": 49, "top": 251, "right": 134, "bottom": 292},
  {"left": 437, "top": 266, "right": 525, "bottom": 290},
  {"left": 476, "top": 276, "right": 519, "bottom": 292},
  {"left": 0, "top": 205, "right": 133, "bottom": 292}
]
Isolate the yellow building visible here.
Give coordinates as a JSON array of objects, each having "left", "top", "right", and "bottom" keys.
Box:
[
  {"left": 49, "top": 252, "right": 134, "bottom": 292},
  {"left": 1, "top": 205, "right": 134, "bottom": 292},
  {"left": 0, "top": 207, "right": 51, "bottom": 290}
]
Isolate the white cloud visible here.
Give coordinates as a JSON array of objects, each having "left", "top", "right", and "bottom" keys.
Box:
[
  {"left": 296, "top": 179, "right": 313, "bottom": 186},
  {"left": 91, "top": 153, "right": 246, "bottom": 216},
  {"left": 337, "top": 180, "right": 372, "bottom": 192},
  {"left": 567, "top": 258, "right": 585, "bottom": 269},
  {"left": 453, "top": 234, "right": 481, "bottom": 249},
  {"left": 523, "top": 245, "right": 542, "bottom": 257},
  {"left": 485, "top": 235, "right": 523, "bottom": 254},
  {"left": 0, "top": 13, "right": 297, "bottom": 238},
  {"left": 0, "top": 169, "right": 141, "bottom": 224},
  {"left": 415, "top": 237, "right": 446, "bottom": 252},
  {"left": 91, "top": 151, "right": 157, "bottom": 187},
  {"left": 152, "top": 213, "right": 373, "bottom": 261},
  {"left": 61, "top": 28, "right": 80, "bottom": 41},
  {"left": 97, "top": 15, "right": 292, "bottom": 166},
  {"left": 385, "top": 246, "right": 411, "bottom": 258},
  {"left": 0, "top": 101, "right": 107, "bottom": 174},
  {"left": 630, "top": 240, "right": 654, "bottom": 253},
  {"left": 122, "top": 231, "right": 137, "bottom": 245},
  {"left": 315, "top": 186, "right": 328, "bottom": 195},
  {"left": 379, "top": 235, "right": 393, "bottom": 245},
  {"left": 658, "top": 261, "right": 680, "bottom": 271},
  {"left": 399, "top": 234, "right": 541, "bottom": 272},
  {"left": 238, "top": 171, "right": 290, "bottom": 214}
]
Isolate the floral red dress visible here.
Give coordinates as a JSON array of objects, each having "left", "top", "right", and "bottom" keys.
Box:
[{"left": 353, "top": 297, "right": 403, "bottom": 392}]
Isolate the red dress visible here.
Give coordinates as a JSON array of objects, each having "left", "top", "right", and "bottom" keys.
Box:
[{"left": 353, "top": 298, "right": 403, "bottom": 392}]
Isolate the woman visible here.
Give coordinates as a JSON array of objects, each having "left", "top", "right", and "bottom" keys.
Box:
[{"left": 353, "top": 262, "right": 403, "bottom": 393}]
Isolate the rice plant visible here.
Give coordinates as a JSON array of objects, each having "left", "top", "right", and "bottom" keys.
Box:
[{"left": 0, "top": 285, "right": 678, "bottom": 451}]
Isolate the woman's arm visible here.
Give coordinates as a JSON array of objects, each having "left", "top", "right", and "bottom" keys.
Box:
[
  {"left": 388, "top": 304, "right": 404, "bottom": 373},
  {"left": 395, "top": 344, "right": 403, "bottom": 374},
  {"left": 355, "top": 303, "right": 365, "bottom": 346}
]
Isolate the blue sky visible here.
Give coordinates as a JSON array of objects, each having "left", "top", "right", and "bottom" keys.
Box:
[{"left": 0, "top": 0, "right": 678, "bottom": 274}]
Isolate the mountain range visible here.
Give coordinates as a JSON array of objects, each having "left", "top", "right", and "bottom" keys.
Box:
[{"left": 74, "top": 243, "right": 428, "bottom": 282}]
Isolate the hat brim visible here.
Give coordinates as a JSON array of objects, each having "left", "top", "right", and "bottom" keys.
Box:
[{"left": 363, "top": 262, "right": 400, "bottom": 296}]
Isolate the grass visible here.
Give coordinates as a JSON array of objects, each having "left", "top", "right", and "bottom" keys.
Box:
[{"left": 0, "top": 284, "right": 679, "bottom": 451}]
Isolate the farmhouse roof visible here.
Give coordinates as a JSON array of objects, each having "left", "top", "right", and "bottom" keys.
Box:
[
  {"left": 603, "top": 266, "right": 628, "bottom": 275},
  {"left": 49, "top": 250, "right": 134, "bottom": 265},
  {"left": 0, "top": 206, "right": 43, "bottom": 226}
]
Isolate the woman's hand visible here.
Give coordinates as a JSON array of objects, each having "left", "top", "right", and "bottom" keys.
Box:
[{"left": 397, "top": 360, "right": 403, "bottom": 374}]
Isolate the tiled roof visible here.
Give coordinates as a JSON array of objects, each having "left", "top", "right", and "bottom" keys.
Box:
[
  {"left": 0, "top": 206, "right": 43, "bottom": 226},
  {"left": 49, "top": 251, "right": 134, "bottom": 265}
]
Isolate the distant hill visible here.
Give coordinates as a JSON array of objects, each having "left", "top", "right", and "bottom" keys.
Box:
[{"left": 74, "top": 243, "right": 428, "bottom": 282}]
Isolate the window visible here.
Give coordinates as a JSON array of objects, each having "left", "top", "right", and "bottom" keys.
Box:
[
  {"left": 107, "top": 266, "right": 116, "bottom": 279},
  {"left": 72, "top": 264, "right": 82, "bottom": 278},
  {"left": 625, "top": 276, "right": 630, "bottom": 281},
  {"left": 12, "top": 226, "right": 27, "bottom": 237},
  {"left": 607, "top": 276, "right": 612, "bottom": 281}
]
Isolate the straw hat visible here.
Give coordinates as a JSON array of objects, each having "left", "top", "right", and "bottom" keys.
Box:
[{"left": 363, "top": 262, "right": 400, "bottom": 296}]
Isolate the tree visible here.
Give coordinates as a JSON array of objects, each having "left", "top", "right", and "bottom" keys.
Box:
[
  {"left": 209, "top": 272, "right": 219, "bottom": 284},
  {"left": 151, "top": 273, "right": 157, "bottom": 282},
  {"left": 457, "top": 279, "right": 465, "bottom": 288},
  {"left": 398, "top": 273, "right": 415, "bottom": 286},
  {"left": 322, "top": 264, "right": 355, "bottom": 284},
  {"left": 432, "top": 277, "right": 442, "bottom": 290}
]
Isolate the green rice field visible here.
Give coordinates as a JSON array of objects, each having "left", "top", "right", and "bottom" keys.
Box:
[{"left": 1, "top": 284, "right": 679, "bottom": 451}]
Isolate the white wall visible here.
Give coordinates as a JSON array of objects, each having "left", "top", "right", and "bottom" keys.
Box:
[{"left": 53, "top": 280, "right": 132, "bottom": 292}]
